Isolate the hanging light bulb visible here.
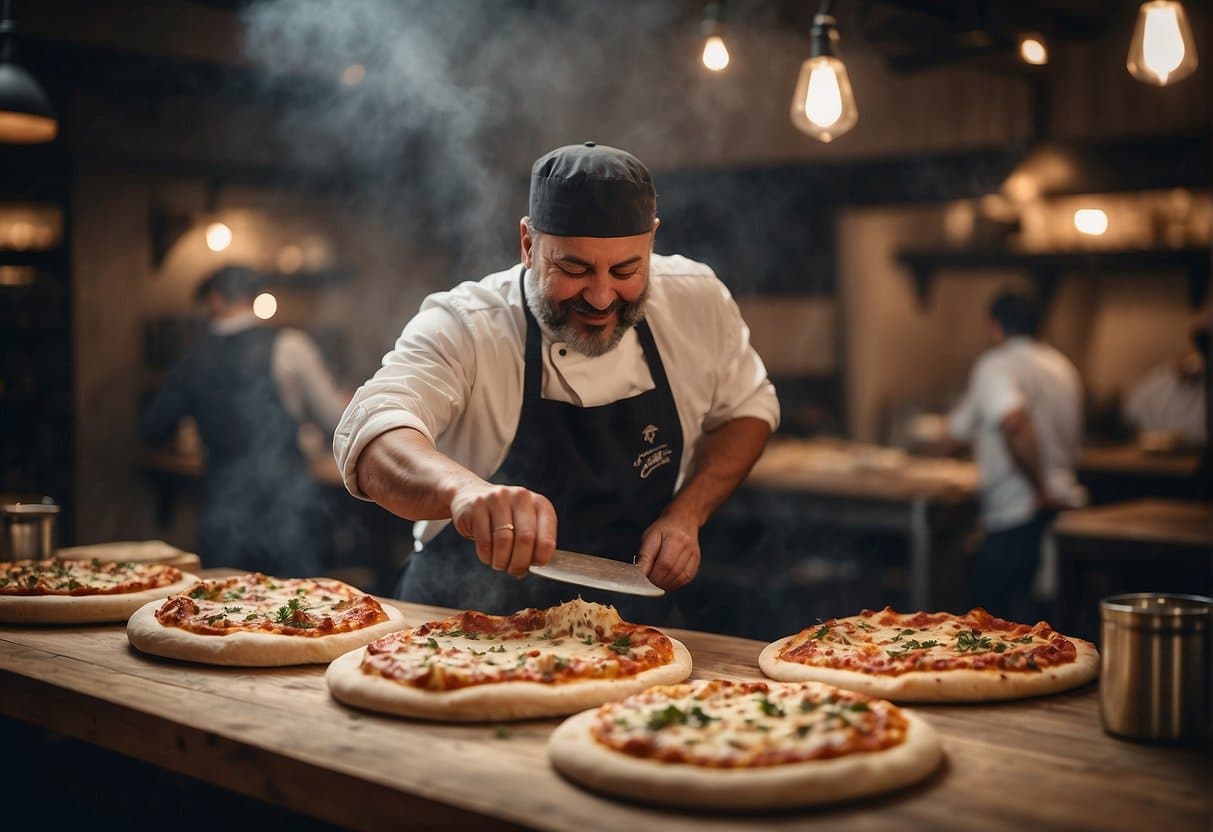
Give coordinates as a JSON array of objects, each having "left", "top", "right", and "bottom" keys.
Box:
[
  {"left": 0, "top": 1, "right": 57, "bottom": 143},
  {"left": 700, "top": 2, "right": 730, "bottom": 72},
  {"left": 1019, "top": 35, "right": 1048, "bottom": 66},
  {"left": 790, "top": 5, "right": 858, "bottom": 143},
  {"left": 1127, "top": 1, "right": 1199, "bottom": 86},
  {"left": 205, "top": 222, "right": 232, "bottom": 252},
  {"left": 703, "top": 35, "right": 730, "bottom": 71}
]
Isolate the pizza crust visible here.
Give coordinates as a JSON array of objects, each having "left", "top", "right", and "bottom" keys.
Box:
[
  {"left": 758, "top": 635, "right": 1100, "bottom": 702},
  {"left": 126, "top": 599, "right": 406, "bottom": 666},
  {"left": 548, "top": 704, "right": 943, "bottom": 810},
  {"left": 325, "top": 638, "right": 693, "bottom": 721},
  {"left": 0, "top": 573, "right": 201, "bottom": 625}
]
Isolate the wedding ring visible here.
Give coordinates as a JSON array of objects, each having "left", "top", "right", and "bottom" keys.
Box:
[{"left": 493, "top": 523, "right": 515, "bottom": 533}]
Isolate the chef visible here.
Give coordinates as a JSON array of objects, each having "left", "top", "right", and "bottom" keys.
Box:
[{"left": 334, "top": 142, "right": 779, "bottom": 621}]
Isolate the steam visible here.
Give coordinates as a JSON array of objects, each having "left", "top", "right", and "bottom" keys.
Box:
[{"left": 238, "top": 0, "right": 777, "bottom": 275}]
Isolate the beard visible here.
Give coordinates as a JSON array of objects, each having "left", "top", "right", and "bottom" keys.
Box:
[{"left": 525, "top": 272, "right": 649, "bottom": 357}]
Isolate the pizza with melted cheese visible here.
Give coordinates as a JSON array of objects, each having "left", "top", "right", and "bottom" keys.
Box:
[
  {"left": 325, "top": 598, "right": 693, "bottom": 721},
  {"left": 0, "top": 558, "right": 198, "bottom": 624},
  {"left": 759, "top": 607, "right": 1099, "bottom": 702},
  {"left": 126, "top": 572, "right": 405, "bottom": 666},
  {"left": 548, "top": 678, "right": 943, "bottom": 809}
]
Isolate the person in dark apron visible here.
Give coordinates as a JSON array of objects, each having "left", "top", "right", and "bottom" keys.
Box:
[
  {"left": 349, "top": 142, "right": 775, "bottom": 627},
  {"left": 397, "top": 266, "right": 683, "bottom": 623}
]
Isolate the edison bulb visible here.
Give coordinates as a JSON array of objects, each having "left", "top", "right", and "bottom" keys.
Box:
[
  {"left": 702, "top": 35, "right": 729, "bottom": 71},
  {"left": 790, "top": 56, "right": 858, "bottom": 142},
  {"left": 1127, "top": 1, "right": 1199, "bottom": 85}
]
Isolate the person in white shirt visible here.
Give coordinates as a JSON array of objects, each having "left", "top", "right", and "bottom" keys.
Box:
[
  {"left": 1122, "top": 324, "right": 1208, "bottom": 445},
  {"left": 334, "top": 142, "right": 779, "bottom": 621},
  {"left": 947, "top": 290, "right": 1086, "bottom": 621},
  {"left": 139, "top": 265, "right": 350, "bottom": 575}
]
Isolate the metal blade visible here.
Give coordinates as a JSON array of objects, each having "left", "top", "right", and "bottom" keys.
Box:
[{"left": 528, "top": 549, "right": 665, "bottom": 597}]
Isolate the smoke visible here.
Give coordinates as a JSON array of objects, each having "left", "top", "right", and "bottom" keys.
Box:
[{"left": 238, "top": 0, "right": 778, "bottom": 275}]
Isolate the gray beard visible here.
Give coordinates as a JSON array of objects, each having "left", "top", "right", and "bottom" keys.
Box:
[{"left": 525, "top": 270, "right": 649, "bottom": 357}]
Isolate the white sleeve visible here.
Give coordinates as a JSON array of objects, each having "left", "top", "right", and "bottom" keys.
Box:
[
  {"left": 273, "top": 329, "right": 349, "bottom": 433},
  {"left": 973, "top": 358, "right": 1025, "bottom": 425},
  {"left": 701, "top": 278, "right": 781, "bottom": 433},
  {"left": 947, "top": 387, "right": 978, "bottom": 442},
  {"left": 332, "top": 304, "right": 476, "bottom": 499}
]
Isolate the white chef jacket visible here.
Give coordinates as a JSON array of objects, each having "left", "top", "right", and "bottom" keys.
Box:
[
  {"left": 948, "top": 336, "right": 1086, "bottom": 531},
  {"left": 1123, "top": 362, "right": 1206, "bottom": 443},
  {"left": 334, "top": 254, "right": 781, "bottom": 545}
]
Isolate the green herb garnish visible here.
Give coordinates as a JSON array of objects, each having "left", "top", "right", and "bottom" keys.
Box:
[
  {"left": 757, "top": 697, "right": 785, "bottom": 717},
  {"left": 647, "top": 705, "right": 688, "bottom": 730},
  {"left": 955, "top": 630, "right": 993, "bottom": 653},
  {"left": 609, "top": 636, "right": 631, "bottom": 655},
  {"left": 810, "top": 626, "right": 830, "bottom": 640}
]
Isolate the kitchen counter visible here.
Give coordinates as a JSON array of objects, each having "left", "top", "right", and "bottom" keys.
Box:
[{"left": 1, "top": 579, "right": 1207, "bottom": 831}]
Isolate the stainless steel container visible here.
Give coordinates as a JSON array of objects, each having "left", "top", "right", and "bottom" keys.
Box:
[
  {"left": 1100, "top": 593, "right": 1211, "bottom": 744},
  {"left": 0, "top": 502, "right": 59, "bottom": 561}
]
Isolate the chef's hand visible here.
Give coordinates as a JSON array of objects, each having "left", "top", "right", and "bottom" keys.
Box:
[
  {"left": 636, "top": 512, "right": 700, "bottom": 591},
  {"left": 450, "top": 484, "right": 557, "bottom": 578}
]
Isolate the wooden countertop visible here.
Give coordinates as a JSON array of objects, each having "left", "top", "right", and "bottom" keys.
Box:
[
  {"left": 1076, "top": 444, "right": 1203, "bottom": 477},
  {"left": 744, "top": 438, "right": 979, "bottom": 503},
  {"left": 1053, "top": 499, "right": 1212, "bottom": 548},
  {"left": 0, "top": 582, "right": 1207, "bottom": 831}
]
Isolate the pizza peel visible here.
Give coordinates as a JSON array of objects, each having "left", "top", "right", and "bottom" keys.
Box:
[{"left": 528, "top": 549, "right": 665, "bottom": 597}]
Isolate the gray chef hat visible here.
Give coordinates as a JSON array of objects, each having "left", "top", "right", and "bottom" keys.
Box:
[{"left": 528, "top": 141, "right": 656, "bottom": 237}]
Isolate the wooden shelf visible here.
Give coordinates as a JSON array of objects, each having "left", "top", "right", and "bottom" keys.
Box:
[{"left": 895, "top": 245, "right": 1210, "bottom": 307}]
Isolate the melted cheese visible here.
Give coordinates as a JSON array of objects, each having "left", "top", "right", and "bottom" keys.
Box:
[
  {"left": 0, "top": 559, "right": 181, "bottom": 595},
  {"left": 162, "top": 573, "right": 373, "bottom": 630},
  {"left": 363, "top": 599, "right": 665, "bottom": 687},
  {"left": 783, "top": 608, "right": 1061, "bottom": 673},
  {"left": 594, "top": 680, "right": 903, "bottom": 767}
]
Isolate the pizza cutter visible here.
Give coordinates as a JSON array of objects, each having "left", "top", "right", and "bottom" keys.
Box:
[{"left": 529, "top": 549, "right": 665, "bottom": 597}]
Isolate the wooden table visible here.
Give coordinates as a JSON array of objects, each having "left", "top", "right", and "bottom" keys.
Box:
[
  {"left": 1052, "top": 499, "right": 1213, "bottom": 640},
  {"left": 730, "top": 439, "right": 980, "bottom": 611},
  {"left": 0, "top": 587, "right": 1206, "bottom": 831},
  {"left": 1076, "top": 444, "right": 1204, "bottom": 504}
]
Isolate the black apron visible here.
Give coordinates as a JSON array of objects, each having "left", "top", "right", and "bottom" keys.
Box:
[{"left": 397, "top": 266, "right": 684, "bottom": 624}]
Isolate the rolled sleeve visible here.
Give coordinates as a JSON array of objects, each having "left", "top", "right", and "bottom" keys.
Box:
[
  {"left": 333, "top": 304, "right": 475, "bottom": 499},
  {"left": 974, "top": 359, "right": 1025, "bottom": 424},
  {"left": 702, "top": 279, "right": 780, "bottom": 433}
]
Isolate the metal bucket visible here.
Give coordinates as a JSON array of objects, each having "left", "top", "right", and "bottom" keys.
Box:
[
  {"left": 1100, "top": 593, "right": 1212, "bottom": 744},
  {"left": 0, "top": 502, "right": 59, "bottom": 561}
]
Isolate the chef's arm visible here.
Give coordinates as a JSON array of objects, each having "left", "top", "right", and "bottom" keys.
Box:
[
  {"left": 1000, "top": 408, "right": 1047, "bottom": 499},
  {"left": 355, "top": 426, "right": 557, "bottom": 576},
  {"left": 355, "top": 426, "right": 481, "bottom": 521},
  {"left": 637, "top": 416, "right": 770, "bottom": 589},
  {"left": 664, "top": 416, "right": 771, "bottom": 527}
]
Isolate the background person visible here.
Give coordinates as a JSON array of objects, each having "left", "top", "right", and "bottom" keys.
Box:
[
  {"left": 139, "top": 265, "right": 350, "bottom": 576},
  {"left": 946, "top": 290, "right": 1086, "bottom": 621}
]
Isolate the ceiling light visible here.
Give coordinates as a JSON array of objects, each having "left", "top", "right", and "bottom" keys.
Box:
[
  {"left": 341, "top": 64, "right": 366, "bottom": 86},
  {"left": 253, "top": 292, "right": 278, "bottom": 320},
  {"left": 790, "top": 2, "right": 858, "bottom": 143},
  {"left": 700, "top": 2, "right": 730, "bottom": 72},
  {"left": 1019, "top": 35, "right": 1048, "bottom": 66},
  {"left": 0, "top": 1, "right": 57, "bottom": 143},
  {"left": 205, "top": 222, "right": 232, "bottom": 252},
  {"left": 1074, "top": 208, "right": 1108, "bottom": 236},
  {"left": 1127, "top": 1, "right": 1199, "bottom": 86}
]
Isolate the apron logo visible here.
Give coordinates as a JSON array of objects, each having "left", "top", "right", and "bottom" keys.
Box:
[
  {"left": 634, "top": 443, "right": 672, "bottom": 479},
  {"left": 642, "top": 424, "right": 659, "bottom": 444}
]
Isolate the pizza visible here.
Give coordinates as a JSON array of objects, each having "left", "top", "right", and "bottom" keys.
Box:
[
  {"left": 325, "top": 598, "right": 693, "bottom": 721},
  {"left": 0, "top": 558, "right": 198, "bottom": 624},
  {"left": 759, "top": 606, "right": 1099, "bottom": 702},
  {"left": 126, "top": 572, "right": 405, "bottom": 666},
  {"left": 548, "top": 678, "right": 942, "bottom": 809}
]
